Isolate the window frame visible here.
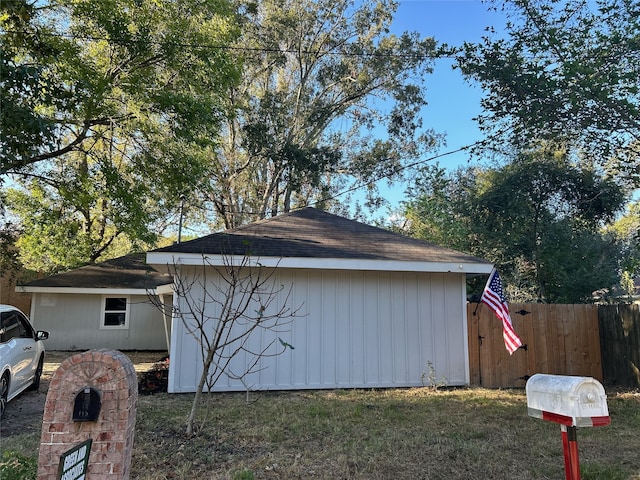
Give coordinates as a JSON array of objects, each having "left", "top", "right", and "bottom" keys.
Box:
[
  {"left": 0, "top": 310, "right": 34, "bottom": 342},
  {"left": 100, "top": 296, "right": 130, "bottom": 330}
]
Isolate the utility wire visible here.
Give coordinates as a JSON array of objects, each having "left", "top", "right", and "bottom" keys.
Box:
[
  {"left": 215, "top": 141, "right": 484, "bottom": 218},
  {"left": 2, "top": 28, "right": 459, "bottom": 59},
  {"left": 309, "top": 143, "right": 479, "bottom": 208}
]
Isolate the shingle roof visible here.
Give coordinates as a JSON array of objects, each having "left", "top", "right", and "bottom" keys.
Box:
[
  {"left": 19, "top": 253, "right": 171, "bottom": 290},
  {"left": 153, "top": 207, "right": 489, "bottom": 265}
]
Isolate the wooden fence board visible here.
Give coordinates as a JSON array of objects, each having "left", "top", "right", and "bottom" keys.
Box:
[
  {"left": 585, "top": 304, "right": 603, "bottom": 377},
  {"left": 559, "top": 304, "right": 572, "bottom": 374},
  {"left": 467, "top": 306, "right": 480, "bottom": 385},
  {"left": 544, "top": 304, "right": 560, "bottom": 374},
  {"left": 467, "top": 303, "right": 602, "bottom": 388},
  {"left": 599, "top": 304, "right": 640, "bottom": 387}
]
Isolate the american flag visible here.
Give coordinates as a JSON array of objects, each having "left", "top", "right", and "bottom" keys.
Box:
[{"left": 481, "top": 270, "right": 523, "bottom": 355}]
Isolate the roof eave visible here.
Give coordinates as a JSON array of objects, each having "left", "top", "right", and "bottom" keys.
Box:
[
  {"left": 16, "top": 285, "right": 171, "bottom": 296},
  {"left": 146, "top": 252, "right": 493, "bottom": 274}
]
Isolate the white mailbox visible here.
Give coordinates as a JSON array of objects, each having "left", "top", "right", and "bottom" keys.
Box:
[{"left": 526, "top": 374, "right": 610, "bottom": 427}]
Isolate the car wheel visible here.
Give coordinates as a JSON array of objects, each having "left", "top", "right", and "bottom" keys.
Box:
[
  {"left": 28, "top": 355, "right": 45, "bottom": 391},
  {"left": 0, "top": 373, "right": 9, "bottom": 419}
]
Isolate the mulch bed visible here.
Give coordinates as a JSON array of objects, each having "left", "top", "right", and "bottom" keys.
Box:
[{"left": 138, "top": 356, "right": 169, "bottom": 394}]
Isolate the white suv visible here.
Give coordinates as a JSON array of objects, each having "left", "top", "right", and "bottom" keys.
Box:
[{"left": 0, "top": 305, "right": 49, "bottom": 418}]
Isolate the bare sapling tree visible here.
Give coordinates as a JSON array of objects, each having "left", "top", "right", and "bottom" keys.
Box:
[{"left": 156, "top": 252, "right": 302, "bottom": 436}]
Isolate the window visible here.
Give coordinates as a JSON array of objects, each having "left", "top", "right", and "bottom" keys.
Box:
[
  {"left": 16, "top": 312, "right": 34, "bottom": 338},
  {"left": 1, "top": 312, "right": 20, "bottom": 343},
  {"left": 1, "top": 310, "right": 33, "bottom": 342},
  {"left": 101, "top": 297, "right": 129, "bottom": 329}
]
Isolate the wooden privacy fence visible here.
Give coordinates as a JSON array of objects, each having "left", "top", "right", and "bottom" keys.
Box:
[
  {"left": 598, "top": 304, "right": 640, "bottom": 388},
  {"left": 467, "top": 303, "right": 603, "bottom": 388}
]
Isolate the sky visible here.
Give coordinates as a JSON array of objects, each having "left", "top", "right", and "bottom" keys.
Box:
[
  {"left": 382, "top": 1, "right": 639, "bottom": 211},
  {"left": 392, "top": 0, "right": 501, "bottom": 164},
  {"left": 369, "top": 0, "right": 508, "bottom": 212}
]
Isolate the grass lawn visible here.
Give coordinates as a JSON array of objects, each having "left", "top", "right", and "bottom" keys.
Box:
[{"left": 2, "top": 386, "right": 639, "bottom": 479}]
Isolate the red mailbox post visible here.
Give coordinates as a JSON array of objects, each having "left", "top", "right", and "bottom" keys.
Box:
[{"left": 526, "top": 374, "right": 610, "bottom": 480}]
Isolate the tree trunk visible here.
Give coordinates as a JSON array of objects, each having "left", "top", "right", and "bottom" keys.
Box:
[{"left": 185, "top": 345, "right": 217, "bottom": 436}]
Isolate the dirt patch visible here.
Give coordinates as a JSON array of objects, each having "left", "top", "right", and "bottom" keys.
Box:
[{"left": 0, "top": 350, "right": 167, "bottom": 438}]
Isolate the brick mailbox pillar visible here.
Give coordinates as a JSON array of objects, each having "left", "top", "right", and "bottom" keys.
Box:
[{"left": 37, "top": 349, "right": 138, "bottom": 479}]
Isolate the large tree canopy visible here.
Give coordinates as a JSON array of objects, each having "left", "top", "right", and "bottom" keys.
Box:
[
  {"left": 402, "top": 145, "right": 629, "bottom": 303},
  {"left": 1, "top": 0, "right": 240, "bottom": 271},
  {"left": 1, "top": 0, "right": 240, "bottom": 174},
  {"left": 206, "top": 0, "right": 440, "bottom": 228},
  {"left": 455, "top": 0, "right": 640, "bottom": 187},
  {"left": 2, "top": 0, "right": 442, "bottom": 271}
]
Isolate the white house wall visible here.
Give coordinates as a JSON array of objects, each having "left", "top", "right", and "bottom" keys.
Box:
[
  {"left": 30, "top": 293, "right": 168, "bottom": 351},
  {"left": 168, "top": 267, "right": 469, "bottom": 393}
]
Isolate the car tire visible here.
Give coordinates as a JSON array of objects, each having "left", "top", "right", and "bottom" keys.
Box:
[
  {"left": 28, "top": 355, "right": 44, "bottom": 391},
  {"left": 0, "top": 373, "right": 9, "bottom": 419}
]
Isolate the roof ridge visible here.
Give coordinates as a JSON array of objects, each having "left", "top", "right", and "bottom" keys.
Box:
[{"left": 150, "top": 207, "right": 490, "bottom": 266}]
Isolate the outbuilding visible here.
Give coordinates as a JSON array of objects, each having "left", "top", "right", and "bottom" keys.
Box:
[
  {"left": 147, "top": 207, "right": 492, "bottom": 393},
  {"left": 17, "top": 254, "right": 172, "bottom": 351}
]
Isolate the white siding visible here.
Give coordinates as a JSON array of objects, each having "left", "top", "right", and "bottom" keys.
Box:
[
  {"left": 168, "top": 267, "right": 469, "bottom": 393},
  {"left": 30, "top": 293, "right": 168, "bottom": 351}
]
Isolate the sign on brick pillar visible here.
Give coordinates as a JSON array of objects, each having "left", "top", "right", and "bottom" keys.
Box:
[{"left": 37, "top": 349, "right": 138, "bottom": 479}]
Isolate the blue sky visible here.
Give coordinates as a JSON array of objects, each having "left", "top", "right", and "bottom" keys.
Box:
[
  {"left": 392, "top": 0, "right": 506, "bottom": 166},
  {"left": 369, "top": 0, "right": 508, "bottom": 212},
  {"left": 383, "top": 1, "right": 639, "bottom": 211}
]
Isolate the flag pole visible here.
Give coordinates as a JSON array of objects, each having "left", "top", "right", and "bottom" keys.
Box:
[
  {"left": 480, "top": 267, "right": 523, "bottom": 355},
  {"left": 474, "top": 268, "right": 495, "bottom": 316},
  {"left": 474, "top": 268, "right": 495, "bottom": 387},
  {"left": 472, "top": 299, "right": 481, "bottom": 316}
]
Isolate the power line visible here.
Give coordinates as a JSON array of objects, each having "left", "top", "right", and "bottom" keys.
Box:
[
  {"left": 214, "top": 141, "right": 484, "bottom": 218},
  {"left": 2, "top": 28, "right": 458, "bottom": 60},
  {"left": 310, "top": 142, "right": 481, "bottom": 209}
]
